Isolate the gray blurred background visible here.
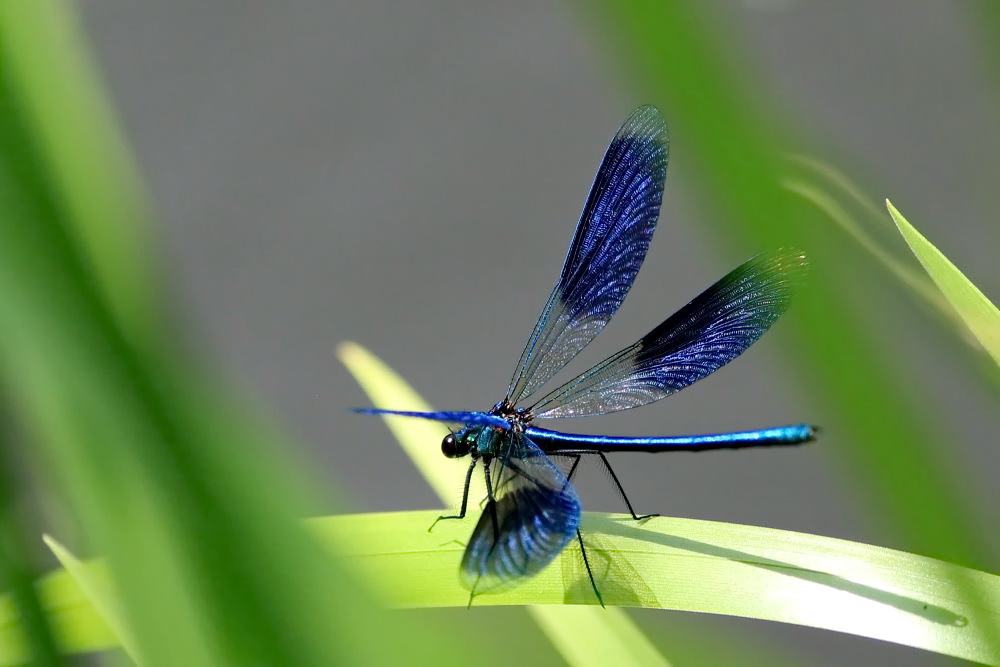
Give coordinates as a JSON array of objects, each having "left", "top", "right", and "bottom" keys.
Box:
[{"left": 80, "top": 1, "right": 996, "bottom": 664}]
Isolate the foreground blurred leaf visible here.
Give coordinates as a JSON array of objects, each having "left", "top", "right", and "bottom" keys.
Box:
[
  {"left": 0, "top": 558, "right": 117, "bottom": 664},
  {"left": 0, "top": 0, "right": 155, "bottom": 340},
  {"left": 43, "top": 536, "right": 136, "bottom": 663},
  {"left": 0, "top": 424, "right": 60, "bottom": 667},
  {"left": 580, "top": 3, "right": 1000, "bottom": 657},
  {"left": 10, "top": 511, "right": 1000, "bottom": 665},
  {"left": 0, "top": 2, "right": 471, "bottom": 665},
  {"left": 886, "top": 200, "right": 1000, "bottom": 366},
  {"left": 578, "top": 0, "right": 997, "bottom": 598},
  {"left": 782, "top": 161, "right": 950, "bottom": 317},
  {"left": 783, "top": 160, "right": 998, "bottom": 383}
]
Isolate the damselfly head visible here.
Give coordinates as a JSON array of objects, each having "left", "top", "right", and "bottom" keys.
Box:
[{"left": 442, "top": 432, "right": 470, "bottom": 458}]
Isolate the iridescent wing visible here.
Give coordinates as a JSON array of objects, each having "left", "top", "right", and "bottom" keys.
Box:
[
  {"left": 528, "top": 249, "right": 808, "bottom": 419},
  {"left": 459, "top": 431, "right": 581, "bottom": 594},
  {"left": 506, "top": 106, "right": 669, "bottom": 405}
]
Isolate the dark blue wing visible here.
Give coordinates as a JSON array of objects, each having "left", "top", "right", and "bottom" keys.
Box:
[
  {"left": 528, "top": 249, "right": 808, "bottom": 419},
  {"left": 460, "top": 431, "right": 580, "bottom": 594},
  {"left": 352, "top": 408, "right": 511, "bottom": 429},
  {"left": 506, "top": 106, "right": 669, "bottom": 405}
]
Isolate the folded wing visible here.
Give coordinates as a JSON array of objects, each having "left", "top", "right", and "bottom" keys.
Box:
[{"left": 459, "top": 432, "right": 581, "bottom": 594}]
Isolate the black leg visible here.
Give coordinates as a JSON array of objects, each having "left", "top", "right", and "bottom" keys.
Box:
[
  {"left": 594, "top": 451, "right": 657, "bottom": 521},
  {"left": 563, "top": 453, "right": 583, "bottom": 491},
  {"left": 551, "top": 450, "right": 657, "bottom": 521},
  {"left": 577, "top": 530, "right": 604, "bottom": 608},
  {"left": 429, "top": 459, "right": 476, "bottom": 532},
  {"left": 482, "top": 459, "right": 501, "bottom": 542}
]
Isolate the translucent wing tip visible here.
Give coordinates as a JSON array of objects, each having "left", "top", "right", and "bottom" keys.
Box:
[
  {"left": 618, "top": 105, "right": 669, "bottom": 157},
  {"left": 623, "top": 104, "right": 668, "bottom": 136},
  {"left": 744, "top": 247, "right": 810, "bottom": 304},
  {"left": 771, "top": 246, "right": 809, "bottom": 272},
  {"left": 710, "top": 248, "right": 810, "bottom": 336},
  {"left": 759, "top": 246, "right": 808, "bottom": 270}
]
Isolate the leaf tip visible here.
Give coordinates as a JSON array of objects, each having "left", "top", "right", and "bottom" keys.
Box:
[{"left": 335, "top": 340, "right": 363, "bottom": 362}]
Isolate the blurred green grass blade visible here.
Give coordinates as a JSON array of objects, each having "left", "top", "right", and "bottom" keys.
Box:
[
  {"left": 10, "top": 512, "right": 1000, "bottom": 665},
  {"left": 969, "top": 1, "right": 1000, "bottom": 86},
  {"left": 886, "top": 200, "right": 1000, "bottom": 365},
  {"left": 783, "top": 172, "right": 949, "bottom": 315},
  {"left": 317, "top": 511, "right": 1000, "bottom": 665},
  {"left": 0, "top": 424, "right": 60, "bottom": 667},
  {"left": 785, "top": 158, "right": 1000, "bottom": 372},
  {"left": 43, "top": 536, "right": 138, "bottom": 663},
  {"left": 578, "top": 0, "right": 995, "bottom": 572},
  {"left": 338, "top": 342, "right": 671, "bottom": 667},
  {"left": 0, "top": 0, "right": 156, "bottom": 340},
  {"left": 0, "top": 563, "right": 118, "bottom": 664},
  {"left": 0, "top": 106, "right": 451, "bottom": 664},
  {"left": 782, "top": 162, "right": 1000, "bottom": 399},
  {"left": 0, "top": 3, "right": 475, "bottom": 666}
]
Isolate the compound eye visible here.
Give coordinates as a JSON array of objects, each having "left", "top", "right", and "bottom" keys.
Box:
[{"left": 441, "top": 433, "right": 461, "bottom": 458}]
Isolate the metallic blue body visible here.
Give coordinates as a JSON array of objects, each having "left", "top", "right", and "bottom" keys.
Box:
[
  {"left": 356, "top": 106, "right": 815, "bottom": 601},
  {"left": 525, "top": 424, "right": 815, "bottom": 452}
]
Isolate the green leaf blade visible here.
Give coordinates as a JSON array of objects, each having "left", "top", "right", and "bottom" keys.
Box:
[
  {"left": 42, "top": 536, "right": 137, "bottom": 663},
  {"left": 6, "top": 509, "right": 1000, "bottom": 664},
  {"left": 312, "top": 511, "right": 1000, "bottom": 664},
  {"left": 886, "top": 200, "right": 1000, "bottom": 365}
]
